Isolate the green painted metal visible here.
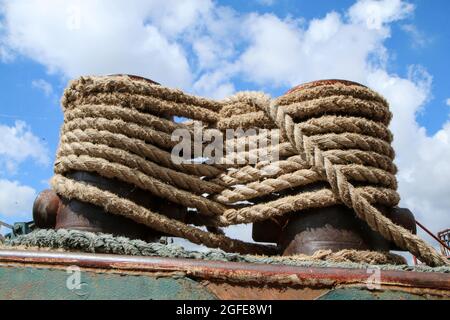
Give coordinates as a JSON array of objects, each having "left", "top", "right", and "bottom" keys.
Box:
[
  {"left": 2, "top": 265, "right": 445, "bottom": 300},
  {"left": 4, "top": 221, "right": 35, "bottom": 239},
  {"left": 0, "top": 266, "right": 217, "bottom": 300},
  {"left": 1, "top": 249, "right": 448, "bottom": 300},
  {"left": 317, "top": 288, "right": 441, "bottom": 300}
]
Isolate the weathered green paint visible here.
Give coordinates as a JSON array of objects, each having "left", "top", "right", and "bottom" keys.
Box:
[
  {"left": 2, "top": 265, "right": 444, "bottom": 300},
  {"left": 318, "top": 288, "right": 441, "bottom": 300},
  {"left": 0, "top": 266, "right": 217, "bottom": 300},
  {"left": 1, "top": 249, "right": 448, "bottom": 300},
  {"left": 4, "top": 221, "right": 34, "bottom": 239}
]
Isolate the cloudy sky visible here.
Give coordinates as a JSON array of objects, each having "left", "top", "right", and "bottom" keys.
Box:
[{"left": 0, "top": 0, "right": 448, "bottom": 254}]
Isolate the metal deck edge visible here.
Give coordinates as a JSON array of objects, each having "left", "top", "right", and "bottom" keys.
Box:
[{"left": 0, "top": 249, "right": 449, "bottom": 291}]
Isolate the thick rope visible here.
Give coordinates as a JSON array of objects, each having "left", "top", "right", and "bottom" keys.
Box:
[
  {"left": 260, "top": 88, "right": 448, "bottom": 267},
  {"left": 58, "top": 141, "right": 224, "bottom": 195},
  {"left": 60, "top": 128, "right": 222, "bottom": 177},
  {"left": 4, "top": 229, "right": 414, "bottom": 267},
  {"left": 51, "top": 175, "right": 276, "bottom": 255},
  {"left": 55, "top": 155, "right": 226, "bottom": 216},
  {"left": 49, "top": 75, "right": 448, "bottom": 266}
]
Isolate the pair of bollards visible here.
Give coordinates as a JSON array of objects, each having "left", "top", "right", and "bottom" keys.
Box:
[{"left": 33, "top": 77, "right": 417, "bottom": 256}]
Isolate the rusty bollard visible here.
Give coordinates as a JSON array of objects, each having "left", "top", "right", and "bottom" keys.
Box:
[
  {"left": 252, "top": 203, "right": 417, "bottom": 255},
  {"left": 33, "top": 189, "right": 59, "bottom": 229},
  {"left": 33, "top": 171, "right": 187, "bottom": 242},
  {"left": 252, "top": 79, "right": 417, "bottom": 256},
  {"left": 32, "top": 75, "right": 189, "bottom": 242},
  {"left": 277, "top": 206, "right": 417, "bottom": 255}
]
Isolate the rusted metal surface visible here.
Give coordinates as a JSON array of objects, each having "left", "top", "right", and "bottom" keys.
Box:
[
  {"left": 0, "top": 249, "right": 449, "bottom": 294},
  {"left": 1, "top": 249, "right": 449, "bottom": 299},
  {"left": 56, "top": 171, "right": 158, "bottom": 241},
  {"left": 205, "top": 282, "right": 328, "bottom": 300},
  {"left": 278, "top": 206, "right": 418, "bottom": 255},
  {"left": 109, "top": 74, "right": 160, "bottom": 85},
  {"left": 57, "top": 197, "right": 157, "bottom": 241},
  {"left": 390, "top": 207, "right": 417, "bottom": 235},
  {"left": 252, "top": 218, "right": 284, "bottom": 243},
  {"left": 33, "top": 189, "right": 59, "bottom": 229},
  {"left": 278, "top": 205, "right": 386, "bottom": 255},
  {"left": 254, "top": 207, "right": 415, "bottom": 255},
  {"left": 271, "top": 80, "right": 420, "bottom": 257},
  {"left": 286, "top": 79, "right": 367, "bottom": 95},
  {"left": 54, "top": 171, "right": 186, "bottom": 242},
  {"left": 42, "top": 73, "right": 182, "bottom": 243}
]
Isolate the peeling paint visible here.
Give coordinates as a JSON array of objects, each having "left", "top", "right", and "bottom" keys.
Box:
[{"left": 0, "top": 249, "right": 449, "bottom": 300}]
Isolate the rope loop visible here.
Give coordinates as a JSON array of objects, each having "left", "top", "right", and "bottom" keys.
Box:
[{"left": 48, "top": 75, "right": 448, "bottom": 267}]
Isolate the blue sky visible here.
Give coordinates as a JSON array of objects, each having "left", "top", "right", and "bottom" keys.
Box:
[{"left": 0, "top": 0, "right": 449, "bottom": 250}]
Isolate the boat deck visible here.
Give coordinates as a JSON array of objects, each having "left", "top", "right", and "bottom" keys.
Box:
[{"left": 0, "top": 249, "right": 449, "bottom": 300}]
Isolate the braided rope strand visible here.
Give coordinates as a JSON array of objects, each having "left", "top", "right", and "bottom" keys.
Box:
[
  {"left": 259, "top": 95, "right": 448, "bottom": 267},
  {"left": 49, "top": 75, "right": 447, "bottom": 267}
]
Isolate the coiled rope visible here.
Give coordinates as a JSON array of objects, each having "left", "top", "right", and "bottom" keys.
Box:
[
  {"left": 4, "top": 229, "right": 409, "bottom": 267},
  {"left": 50, "top": 75, "right": 448, "bottom": 266}
]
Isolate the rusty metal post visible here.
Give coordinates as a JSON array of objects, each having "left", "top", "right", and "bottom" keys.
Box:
[
  {"left": 252, "top": 80, "right": 418, "bottom": 256},
  {"left": 32, "top": 75, "right": 189, "bottom": 241}
]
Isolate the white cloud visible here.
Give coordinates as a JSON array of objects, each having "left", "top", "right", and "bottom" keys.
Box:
[
  {"left": 0, "top": 121, "right": 50, "bottom": 174},
  {"left": 0, "top": 13, "right": 12, "bottom": 62},
  {"left": 236, "top": 11, "right": 388, "bottom": 87},
  {"left": 0, "top": 0, "right": 245, "bottom": 95},
  {"left": 192, "top": 67, "right": 237, "bottom": 99},
  {"left": 401, "top": 24, "right": 430, "bottom": 48},
  {"left": 446, "top": 98, "right": 450, "bottom": 107},
  {"left": 238, "top": 13, "right": 306, "bottom": 87},
  {"left": 0, "top": 45, "right": 13, "bottom": 62},
  {"left": 32, "top": 79, "right": 53, "bottom": 97},
  {"left": 233, "top": 0, "right": 450, "bottom": 243},
  {"left": 0, "top": 0, "right": 206, "bottom": 88},
  {"left": 367, "top": 70, "right": 450, "bottom": 241},
  {"left": 256, "top": 0, "right": 275, "bottom": 6},
  {"left": 0, "top": 0, "right": 448, "bottom": 250},
  {"left": 0, "top": 179, "right": 36, "bottom": 218},
  {"left": 348, "top": 0, "right": 414, "bottom": 30}
]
